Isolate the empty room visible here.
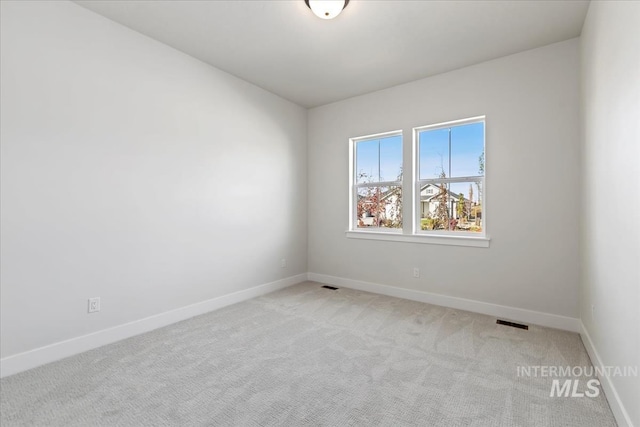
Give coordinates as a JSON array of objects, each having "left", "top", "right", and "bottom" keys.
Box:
[{"left": 1, "top": 0, "right": 638, "bottom": 426}]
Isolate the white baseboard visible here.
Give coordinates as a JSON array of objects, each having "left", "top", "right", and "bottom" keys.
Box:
[
  {"left": 307, "top": 272, "right": 581, "bottom": 332},
  {"left": 0, "top": 273, "right": 307, "bottom": 379},
  {"left": 580, "top": 322, "right": 634, "bottom": 427}
]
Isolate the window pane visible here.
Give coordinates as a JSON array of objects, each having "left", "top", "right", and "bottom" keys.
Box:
[
  {"left": 418, "top": 182, "right": 450, "bottom": 230},
  {"left": 356, "top": 186, "right": 402, "bottom": 229},
  {"left": 452, "top": 181, "right": 484, "bottom": 233},
  {"left": 419, "top": 181, "right": 483, "bottom": 232},
  {"left": 356, "top": 139, "right": 379, "bottom": 183},
  {"left": 379, "top": 135, "right": 402, "bottom": 182},
  {"left": 451, "top": 122, "right": 484, "bottom": 178},
  {"left": 419, "top": 128, "right": 450, "bottom": 179},
  {"left": 356, "top": 135, "right": 402, "bottom": 183}
]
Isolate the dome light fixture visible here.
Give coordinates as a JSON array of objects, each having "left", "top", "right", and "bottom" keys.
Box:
[{"left": 305, "top": 0, "right": 349, "bottom": 20}]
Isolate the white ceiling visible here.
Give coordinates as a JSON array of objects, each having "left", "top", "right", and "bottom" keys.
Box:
[{"left": 75, "top": 0, "right": 589, "bottom": 108}]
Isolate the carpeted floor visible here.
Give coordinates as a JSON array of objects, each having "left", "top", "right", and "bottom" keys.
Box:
[{"left": 0, "top": 282, "right": 616, "bottom": 426}]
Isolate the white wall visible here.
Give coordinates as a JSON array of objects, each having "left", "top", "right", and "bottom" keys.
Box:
[
  {"left": 0, "top": 1, "right": 307, "bottom": 360},
  {"left": 308, "top": 39, "right": 581, "bottom": 318},
  {"left": 580, "top": 2, "right": 640, "bottom": 426}
]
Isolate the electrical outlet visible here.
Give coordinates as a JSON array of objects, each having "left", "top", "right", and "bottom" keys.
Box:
[
  {"left": 88, "top": 297, "right": 100, "bottom": 313},
  {"left": 413, "top": 268, "right": 420, "bottom": 278},
  {"left": 281, "top": 258, "right": 287, "bottom": 268}
]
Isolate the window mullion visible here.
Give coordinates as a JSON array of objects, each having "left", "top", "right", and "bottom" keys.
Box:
[
  {"left": 355, "top": 180, "right": 401, "bottom": 188},
  {"left": 418, "top": 176, "right": 482, "bottom": 185}
]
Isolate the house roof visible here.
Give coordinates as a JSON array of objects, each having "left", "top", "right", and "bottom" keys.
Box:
[{"left": 420, "top": 184, "right": 472, "bottom": 203}]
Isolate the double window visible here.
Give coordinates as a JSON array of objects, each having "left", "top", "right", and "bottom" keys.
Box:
[{"left": 349, "top": 117, "right": 486, "bottom": 245}]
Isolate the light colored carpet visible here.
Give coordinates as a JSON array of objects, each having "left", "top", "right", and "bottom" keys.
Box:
[{"left": 1, "top": 281, "right": 616, "bottom": 426}]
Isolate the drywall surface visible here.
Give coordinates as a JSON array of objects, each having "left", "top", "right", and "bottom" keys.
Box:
[
  {"left": 0, "top": 1, "right": 307, "bottom": 359},
  {"left": 580, "top": 1, "right": 640, "bottom": 425},
  {"left": 308, "top": 39, "right": 581, "bottom": 318}
]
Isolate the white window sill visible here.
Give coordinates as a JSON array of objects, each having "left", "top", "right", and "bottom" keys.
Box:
[{"left": 345, "top": 231, "right": 490, "bottom": 248}]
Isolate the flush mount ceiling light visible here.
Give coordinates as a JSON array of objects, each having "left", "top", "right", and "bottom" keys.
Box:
[{"left": 305, "top": 0, "right": 349, "bottom": 20}]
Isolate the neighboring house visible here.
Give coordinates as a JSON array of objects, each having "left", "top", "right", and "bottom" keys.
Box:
[
  {"left": 419, "top": 184, "right": 475, "bottom": 220},
  {"left": 358, "top": 184, "right": 479, "bottom": 227},
  {"left": 381, "top": 188, "right": 402, "bottom": 224},
  {"left": 358, "top": 187, "right": 402, "bottom": 227}
]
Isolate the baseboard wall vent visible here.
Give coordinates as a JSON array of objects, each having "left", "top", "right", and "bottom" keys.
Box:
[
  {"left": 321, "top": 285, "right": 339, "bottom": 290},
  {"left": 497, "top": 319, "right": 528, "bottom": 330}
]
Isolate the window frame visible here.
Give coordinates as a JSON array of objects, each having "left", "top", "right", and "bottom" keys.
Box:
[
  {"left": 413, "top": 116, "right": 486, "bottom": 239},
  {"left": 348, "top": 130, "right": 403, "bottom": 233}
]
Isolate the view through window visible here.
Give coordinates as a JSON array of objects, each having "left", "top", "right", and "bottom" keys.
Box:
[
  {"left": 353, "top": 133, "right": 403, "bottom": 230},
  {"left": 416, "top": 118, "right": 485, "bottom": 235}
]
